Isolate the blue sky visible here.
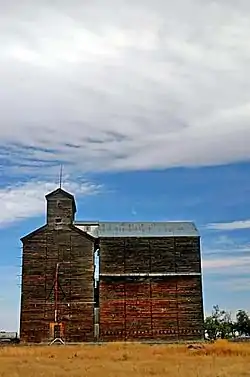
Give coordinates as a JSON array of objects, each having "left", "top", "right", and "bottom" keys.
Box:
[
  {"left": 1, "top": 0, "right": 250, "bottom": 331},
  {"left": 1, "top": 164, "right": 250, "bottom": 331}
]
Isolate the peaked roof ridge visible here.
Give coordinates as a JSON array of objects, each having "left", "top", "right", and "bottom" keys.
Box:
[
  {"left": 45, "top": 187, "right": 76, "bottom": 213},
  {"left": 45, "top": 187, "right": 74, "bottom": 199}
]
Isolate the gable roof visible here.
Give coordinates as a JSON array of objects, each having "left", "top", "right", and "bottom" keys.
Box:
[
  {"left": 21, "top": 224, "right": 95, "bottom": 243},
  {"left": 21, "top": 225, "right": 47, "bottom": 242},
  {"left": 45, "top": 187, "right": 76, "bottom": 213}
]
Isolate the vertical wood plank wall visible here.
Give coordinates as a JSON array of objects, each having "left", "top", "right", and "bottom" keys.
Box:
[
  {"left": 99, "top": 237, "right": 204, "bottom": 341},
  {"left": 20, "top": 228, "right": 95, "bottom": 343}
]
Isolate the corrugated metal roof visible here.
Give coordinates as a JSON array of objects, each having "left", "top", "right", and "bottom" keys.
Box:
[{"left": 74, "top": 221, "right": 199, "bottom": 238}]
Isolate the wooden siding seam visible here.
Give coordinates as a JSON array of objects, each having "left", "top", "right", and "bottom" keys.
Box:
[{"left": 100, "top": 273, "right": 201, "bottom": 277}]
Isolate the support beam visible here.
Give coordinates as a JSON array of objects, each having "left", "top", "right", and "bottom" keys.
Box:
[{"left": 100, "top": 272, "right": 201, "bottom": 277}]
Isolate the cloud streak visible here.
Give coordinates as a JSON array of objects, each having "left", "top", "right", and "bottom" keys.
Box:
[
  {"left": 1, "top": 0, "right": 250, "bottom": 177},
  {"left": 206, "top": 220, "right": 250, "bottom": 231},
  {"left": 202, "top": 234, "right": 250, "bottom": 277},
  {"left": 203, "top": 255, "right": 250, "bottom": 270}
]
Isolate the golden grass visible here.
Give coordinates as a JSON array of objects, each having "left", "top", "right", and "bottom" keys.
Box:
[{"left": 0, "top": 340, "right": 250, "bottom": 377}]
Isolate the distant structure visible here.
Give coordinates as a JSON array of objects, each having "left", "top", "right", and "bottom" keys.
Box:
[{"left": 20, "top": 187, "right": 204, "bottom": 343}]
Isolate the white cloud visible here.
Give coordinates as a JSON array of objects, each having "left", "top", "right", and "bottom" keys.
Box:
[
  {"left": 202, "top": 247, "right": 250, "bottom": 306},
  {"left": 206, "top": 220, "right": 250, "bottom": 230},
  {"left": 203, "top": 255, "right": 250, "bottom": 270},
  {"left": 0, "top": 0, "right": 250, "bottom": 176},
  {"left": 202, "top": 234, "right": 250, "bottom": 273},
  {"left": 0, "top": 180, "right": 101, "bottom": 227}
]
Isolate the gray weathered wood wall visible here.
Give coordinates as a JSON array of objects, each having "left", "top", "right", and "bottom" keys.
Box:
[
  {"left": 99, "top": 236, "right": 204, "bottom": 341},
  {"left": 20, "top": 190, "right": 95, "bottom": 343}
]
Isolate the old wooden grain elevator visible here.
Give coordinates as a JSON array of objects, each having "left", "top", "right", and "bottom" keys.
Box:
[{"left": 20, "top": 187, "right": 204, "bottom": 343}]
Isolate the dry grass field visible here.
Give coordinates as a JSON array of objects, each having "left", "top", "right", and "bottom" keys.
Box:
[{"left": 0, "top": 340, "right": 250, "bottom": 377}]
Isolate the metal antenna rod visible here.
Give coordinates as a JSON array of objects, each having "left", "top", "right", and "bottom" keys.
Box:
[{"left": 59, "top": 165, "right": 63, "bottom": 189}]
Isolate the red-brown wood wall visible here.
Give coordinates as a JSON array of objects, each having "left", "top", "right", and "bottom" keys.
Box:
[
  {"left": 99, "top": 276, "right": 203, "bottom": 341},
  {"left": 99, "top": 237, "right": 204, "bottom": 342}
]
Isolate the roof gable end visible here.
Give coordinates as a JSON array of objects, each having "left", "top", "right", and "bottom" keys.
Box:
[
  {"left": 21, "top": 225, "right": 47, "bottom": 243},
  {"left": 45, "top": 188, "right": 76, "bottom": 213}
]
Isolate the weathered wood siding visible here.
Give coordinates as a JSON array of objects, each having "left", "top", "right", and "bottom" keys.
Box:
[
  {"left": 99, "top": 276, "right": 203, "bottom": 341},
  {"left": 100, "top": 237, "right": 201, "bottom": 274},
  {"left": 99, "top": 236, "right": 204, "bottom": 341},
  {"left": 20, "top": 227, "right": 95, "bottom": 343},
  {"left": 46, "top": 190, "right": 75, "bottom": 227},
  {"left": 20, "top": 187, "right": 203, "bottom": 343}
]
